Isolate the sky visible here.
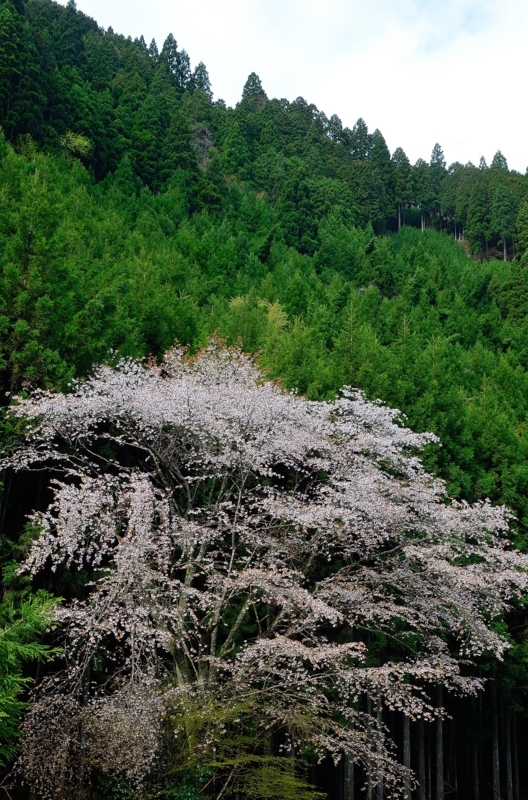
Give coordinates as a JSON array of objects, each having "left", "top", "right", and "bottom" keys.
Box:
[{"left": 59, "top": 0, "right": 528, "bottom": 172}]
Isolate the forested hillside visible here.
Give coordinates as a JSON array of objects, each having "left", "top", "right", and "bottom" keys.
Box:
[{"left": 2, "top": 0, "right": 528, "bottom": 797}]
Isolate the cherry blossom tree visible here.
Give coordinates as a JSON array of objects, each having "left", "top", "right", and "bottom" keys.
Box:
[{"left": 3, "top": 344, "right": 528, "bottom": 798}]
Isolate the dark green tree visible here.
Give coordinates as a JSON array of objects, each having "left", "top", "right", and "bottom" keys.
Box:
[
  {"left": 492, "top": 184, "right": 519, "bottom": 260},
  {"left": 491, "top": 150, "right": 508, "bottom": 170},
  {"left": 327, "top": 113, "right": 343, "bottom": 141},
  {"left": 413, "top": 158, "right": 433, "bottom": 231},
  {"left": 191, "top": 61, "right": 212, "bottom": 99},
  {"left": 220, "top": 117, "right": 251, "bottom": 177},
  {"left": 0, "top": 0, "right": 42, "bottom": 140},
  {"left": 279, "top": 160, "right": 317, "bottom": 254},
  {"left": 242, "top": 72, "right": 267, "bottom": 101},
  {"left": 516, "top": 201, "right": 528, "bottom": 259},
  {"left": 349, "top": 117, "right": 370, "bottom": 160},
  {"left": 429, "top": 142, "right": 447, "bottom": 217},
  {"left": 370, "top": 128, "right": 394, "bottom": 219},
  {"left": 465, "top": 182, "right": 491, "bottom": 256},
  {"left": 392, "top": 147, "right": 412, "bottom": 228}
]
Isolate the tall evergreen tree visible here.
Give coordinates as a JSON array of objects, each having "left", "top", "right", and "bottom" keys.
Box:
[
  {"left": 392, "top": 147, "right": 412, "bottom": 228},
  {"left": 465, "top": 182, "right": 491, "bottom": 256},
  {"left": 327, "top": 113, "right": 343, "bottom": 141},
  {"left": 0, "top": 0, "right": 42, "bottom": 139},
  {"left": 491, "top": 150, "right": 508, "bottom": 170},
  {"left": 191, "top": 61, "right": 212, "bottom": 99},
  {"left": 492, "top": 184, "right": 519, "bottom": 260},
  {"left": 279, "top": 160, "right": 317, "bottom": 255},
  {"left": 220, "top": 117, "right": 251, "bottom": 177},
  {"left": 413, "top": 158, "right": 433, "bottom": 232},
  {"left": 429, "top": 142, "right": 447, "bottom": 216},
  {"left": 516, "top": 201, "right": 528, "bottom": 259},
  {"left": 370, "top": 128, "right": 394, "bottom": 219},
  {"left": 349, "top": 117, "right": 370, "bottom": 160},
  {"left": 241, "top": 71, "right": 267, "bottom": 113}
]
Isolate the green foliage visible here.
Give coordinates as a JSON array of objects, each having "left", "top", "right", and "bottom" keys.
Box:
[
  {"left": 59, "top": 129, "right": 93, "bottom": 160},
  {"left": 0, "top": 591, "right": 59, "bottom": 764},
  {"left": 162, "top": 695, "right": 325, "bottom": 800}
]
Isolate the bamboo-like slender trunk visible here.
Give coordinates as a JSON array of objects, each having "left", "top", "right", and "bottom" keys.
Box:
[
  {"left": 427, "top": 722, "right": 432, "bottom": 800},
  {"left": 472, "top": 738, "right": 479, "bottom": 800},
  {"left": 503, "top": 238, "right": 507, "bottom": 262},
  {"left": 377, "top": 700, "right": 384, "bottom": 800},
  {"left": 345, "top": 753, "right": 354, "bottom": 800},
  {"left": 512, "top": 713, "right": 519, "bottom": 800},
  {"left": 403, "top": 715, "right": 411, "bottom": 800},
  {"left": 491, "top": 681, "right": 501, "bottom": 799},
  {"left": 505, "top": 707, "right": 513, "bottom": 800},
  {"left": 418, "top": 719, "right": 426, "bottom": 800},
  {"left": 449, "top": 718, "right": 457, "bottom": 791},
  {"left": 367, "top": 696, "right": 373, "bottom": 800},
  {"left": 472, "top": 699, "right": 480, "bottom": 800},
  {"left": 436, "top": 687, "right": 443, "bottom": 800}
]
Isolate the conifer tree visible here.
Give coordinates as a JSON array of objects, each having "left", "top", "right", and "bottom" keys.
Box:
[
  {"left": 349, "top": 117, "right": 370, "bottom": 160},
  {"left": 492, "top": 184, "right": 519, "bottom": 260},
  {"left": 491, "top": 150, "right": 509, "bottom": 170},
  {"left": 429, "top": 143, "right": 447, "bottom": 216},
  {"left": 516, "top": 200, "right": 528, "bottom": 258},
  {"left": 191, "top": 61, "right": 212, "bottom": 99},
  {"left": 465, "top": 182, "right": 491, "bottom": 256},
  {"left": 221, "top": 118, "right": 251, "bottom": 177},
  {"left": 327, "top": 113, "right": 343, "bottom": 141},
  {"left": 242, "top": 71, "right": 267, "bottom": 101},
  {"left": 280, "top": 160, "right": 318, "bottom": 254},
  {"left": 413, "top": 158, "right": 433, "bottom": 232},
  {"left": 370, "top": 129, "right": 394, "bottom": 218},
  {"left": 392, "top": 147, "right": 413, "bottom": 228}
]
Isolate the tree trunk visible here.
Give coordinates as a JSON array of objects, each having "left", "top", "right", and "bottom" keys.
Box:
[
  {"left": 491, "top": 681, "right": 501, "bottom": 799},
  {"left": 472, "top": 698, "right": 479, "bottom": 800},
  {"left": 418, "top": 719, "right": 426, "bottom": 800},
  {"left": 436, "top": 687, "right": 443, "bottom": 800},
  {"left": 503, "top": 238, "right": 507, "bottom": 262},
  {"left": 512, "top": 713, "right": 519, "bottom": 800},
  {"left": 345, "top": 753, "right": 354, "bottom": 800},
  {"left": 421, "top": 210, "right": 425, "bottom": 233},
  {"left": 427, "top": 722, "right": 432, "bottom": 800},
  {"left": 377, "top": 700, "right": 384, "bottom": 800},
  {"left": 505, "top": 708, "right": 513, "bottom": 800},
  {"left": 448, "top": 718, "right": 457, "bottom": 791},
  {"left": 403, "top": 715, "right": 411, "bottom": 800},
  {"left": 398, "top": 203, "right": 401, "bottom": 230},
  {"left": 472, "top": 738, "right": 479, "bottom": 800},
  {"left": 367, "top": 696, "right": 373, "bottom": 800}
]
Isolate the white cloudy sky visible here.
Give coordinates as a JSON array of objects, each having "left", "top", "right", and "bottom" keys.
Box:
[{"left": 59, "top": 0, "right": 527, "bottom": 171}]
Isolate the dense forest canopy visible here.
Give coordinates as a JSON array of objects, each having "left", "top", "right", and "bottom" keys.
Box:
[{"left": 2, "top": 0, "right": 528, "bottom": 797}]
